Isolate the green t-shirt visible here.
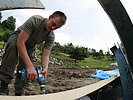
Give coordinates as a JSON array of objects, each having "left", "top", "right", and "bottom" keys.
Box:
[{"left": 14, "top": 15, "right": 55, "bottom": 51}]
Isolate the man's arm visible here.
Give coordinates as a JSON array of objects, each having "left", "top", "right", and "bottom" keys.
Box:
[
  {"left": 17, "top": 30, "right": 37, "bottom": 80},
  {"left": 41, "top": 48, "right": 50, "bottom": 79}
]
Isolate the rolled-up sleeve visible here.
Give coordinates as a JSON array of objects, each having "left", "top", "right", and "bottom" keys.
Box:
[{"left": 44, "top": 31, "right": 55, "bottom": 51}]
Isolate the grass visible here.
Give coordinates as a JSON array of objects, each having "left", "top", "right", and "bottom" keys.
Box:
[
  {"left": 49, "top": 52, "right": 116, "bottom": 68},
  {"left": 77, "top": 58, "right": 114, "bottom": 67},
  {"left": 50, "top": 53, "right": 74, "bottom": 62}
]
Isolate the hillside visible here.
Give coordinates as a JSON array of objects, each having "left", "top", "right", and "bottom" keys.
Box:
[{"left": 49, "top": 51, "right": 117, "bottom": 68}]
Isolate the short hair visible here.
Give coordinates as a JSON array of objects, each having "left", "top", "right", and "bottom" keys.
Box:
[{"left": 51, "top": 11, "right": 67, "bottom": 25}]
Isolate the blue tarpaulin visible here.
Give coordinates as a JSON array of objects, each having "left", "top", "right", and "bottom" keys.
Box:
[{"left": 91, "top": 69, "right": 119, "bottom": 80}]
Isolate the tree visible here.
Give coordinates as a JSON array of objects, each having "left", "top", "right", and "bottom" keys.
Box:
[
  {"left": 69, "top": 46, "right": 89, "bottom": 64},
  {"left": 98, "top": 49, "right": 104, "bottom": 59},
  {"left": 90, "top": 49, "right": 104, "bottom": 60},
  {"left": 92, "top": 52, "right": 100, "bottom": 59},
  {"left": 90, "top": 48, "right": 96, "bottom": 56},
  {"left": 1, "top": 20, "right": 7, "bottom": 29},
  {"left": 105, "top": 51, "right": 112, "bottom": 61},
  {"left": 82, "top": 47, "right": 89, "bottom": 58},
  {"left": 63, "top": 43, "right": 74, "bottom": 54},
  {"left": 52, "top": 42, "right": 64, "bottom": 52},
  {"left": 1, "top": 16, "right": 16, "bottom": 31},
  {"left": 6, "top": 16, "right": 16, "bottom": 31},
  {"left": 105, "top": 51, "right": 116, "bottom": 61},
  {"left": 91, "top": 48, "right": 96, "bottom": 53}
]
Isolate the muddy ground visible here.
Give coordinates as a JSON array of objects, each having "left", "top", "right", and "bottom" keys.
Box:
[{"left": 6, "top": 61, "right": 117, "bottom": 96}]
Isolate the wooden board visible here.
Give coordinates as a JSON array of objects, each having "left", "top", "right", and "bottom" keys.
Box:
[{"left": 0, "top": 74, "right": 120, "bottom": 100}]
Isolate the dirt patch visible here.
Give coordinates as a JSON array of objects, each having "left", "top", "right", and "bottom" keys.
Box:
[{"left": 7, "top": 63, "right": 116, "bottom": 96}]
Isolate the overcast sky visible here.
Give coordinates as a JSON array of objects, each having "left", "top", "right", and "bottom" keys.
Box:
[{"left": 1, "top": 0, "right": 133, "bottom": 52}]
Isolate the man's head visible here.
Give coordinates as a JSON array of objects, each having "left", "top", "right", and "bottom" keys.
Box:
[{"left": 45, "top": 11, "right": 67, "bottom": 31}]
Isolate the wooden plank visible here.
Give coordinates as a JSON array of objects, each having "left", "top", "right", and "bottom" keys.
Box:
[{"left": 0, "top": 74, "right": 120, "bottom": 100}]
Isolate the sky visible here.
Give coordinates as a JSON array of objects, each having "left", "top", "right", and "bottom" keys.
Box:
[{"left": 1, "top": 0, "right": 133, "bottom": 52}]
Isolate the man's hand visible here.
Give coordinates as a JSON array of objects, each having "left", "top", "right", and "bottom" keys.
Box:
[
  {"left": 40, "top": 68, "right": 47, "bottom": 83},
  {"left": 26, "top": 66, "right": 37, "bottom": 80},
  {"left": 41, "top": 68, "right": 47, "bottom": 77},
  {"left": 40, "top": 68, "right": 47, "bottom": 74}
]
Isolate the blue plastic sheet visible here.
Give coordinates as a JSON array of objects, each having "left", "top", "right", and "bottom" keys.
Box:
[{"left": 91, "top": 69, "right": 119, "bottom": 80}]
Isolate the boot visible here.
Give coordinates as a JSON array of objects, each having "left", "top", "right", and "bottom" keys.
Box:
[
  {"left": 0, "top": 81, "right": 9, "bottom": 95},
  {"left": 15, "top": 93, "right": 22, "bottom": 96}
]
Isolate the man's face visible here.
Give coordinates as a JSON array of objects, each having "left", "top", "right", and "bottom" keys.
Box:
[{"left": 45, "top": 16, "right": 63, "bottom": 31}]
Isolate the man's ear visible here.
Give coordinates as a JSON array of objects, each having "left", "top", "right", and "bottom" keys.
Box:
[{"left": 49, "top": 15, "right": 52, "bottom": 19}]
